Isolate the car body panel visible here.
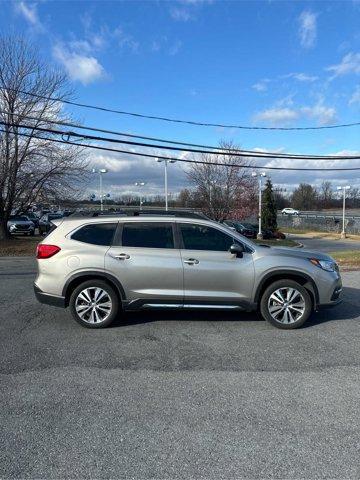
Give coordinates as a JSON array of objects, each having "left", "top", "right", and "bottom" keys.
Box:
[{"left": 105, "top": 246, "right": 184, "bottom": 302}]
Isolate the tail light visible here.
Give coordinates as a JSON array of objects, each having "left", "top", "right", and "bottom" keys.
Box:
[{"left": 36, "top": 244, "right": 61, "bottom": 259}]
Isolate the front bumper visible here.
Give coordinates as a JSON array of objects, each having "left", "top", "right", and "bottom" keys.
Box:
[
  {"left": 317, "top": 298, "right": 342, "bottom": 309},
  {"left": 34, "top": 284, "right": 66, "bottom": 308}
]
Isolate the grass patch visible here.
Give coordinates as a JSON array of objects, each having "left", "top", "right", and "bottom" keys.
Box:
[
  {"left": 329, "top": 250, "right": 360, "bottom": 270},
  {"left": 254, "top": 239, "right": 300, "bottom": 247},
  {"left": 0, "top": 236, "right": 39, "bottom": 256}
]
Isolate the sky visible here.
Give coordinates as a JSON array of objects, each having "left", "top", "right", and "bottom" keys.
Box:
[{"left": 1, "top": 0, "right": 360, "bottom": 199}]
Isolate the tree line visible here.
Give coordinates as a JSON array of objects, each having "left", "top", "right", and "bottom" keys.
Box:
[{"left": 273, "top": 181, "right": 360, "bottom": 211}]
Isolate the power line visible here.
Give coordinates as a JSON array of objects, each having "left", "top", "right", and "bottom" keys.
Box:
[
  {"left": 1, "top": 109, "right": 358, "bottom": 159},
  {"left": 2, "top": 126, "right": 360, "bottom": 171},
  {"left": 2, "top": 87, "right": 360, "bottom": 131},
  {"left": 2, "top": 119, "right": 360, "bottom": 161}
]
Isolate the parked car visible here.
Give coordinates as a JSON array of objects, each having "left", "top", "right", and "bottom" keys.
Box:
[
  {"left": 7, "top": 215, "right": 35, "bottom": 236},
  {"left": 34, "top": 214, "right": 342, "bottom": 330},
  {"left": 23, "top": 212, "right": 40, "bottom": 228},
  {"left": 282, "top": 208, "right": 300, "bottom": 216},
  {"left": 38, "top": 213, "right": 63, "bottom": 235},
  {"left": 223, "top": 220, "right": 257, "bottom": 238}
]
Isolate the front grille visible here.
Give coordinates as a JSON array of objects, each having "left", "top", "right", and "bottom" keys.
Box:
[{"left": 14, "top": 225, "right": 31, "bottom": 230}]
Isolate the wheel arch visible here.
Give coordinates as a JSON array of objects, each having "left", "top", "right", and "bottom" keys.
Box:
[
  {"left": 62, "top": 271, "right": 126, "bottom": 307},
  {"left": 254, "top": 270, "right": 319, "bottom": 309}
]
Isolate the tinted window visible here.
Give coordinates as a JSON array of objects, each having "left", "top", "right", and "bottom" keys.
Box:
[
  {"left": 180, "top": 224, "right": 234, "bottom": 251},
  {"left": 49, "top": 214, "right": 63, "bottom": 220},
  {"left": 10, "top": 216, "right": 29, "bottom": 221},
  {"left": 121, "top": 223, "right": 174, "bottom": 249},
  {"left": 72, "top": 223, "right": 116, "bottom": 246}
]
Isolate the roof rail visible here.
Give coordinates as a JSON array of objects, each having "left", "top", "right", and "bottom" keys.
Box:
[{"left": 69, "top": 209, "right": 209, "bottom": 220}]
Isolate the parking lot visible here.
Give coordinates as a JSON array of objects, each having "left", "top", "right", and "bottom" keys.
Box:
[{"left": 1, "top": 252, "right": 360, "bottom": 479}]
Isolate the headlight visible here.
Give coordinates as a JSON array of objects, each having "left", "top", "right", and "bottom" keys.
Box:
[
  {"left": 310, "top": 258, "right": 336, "bottom": 272},
  {"left": 9, "top": 224, "right": 16, "bottom": 230}
]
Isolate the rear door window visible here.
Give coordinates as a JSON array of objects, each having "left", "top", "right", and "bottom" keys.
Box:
[
  {"left": 71, "top": 223, "right": 117, "bottom": 246},
  {"left": 121, "top": 223, "right": 174, "bottom": 249}
]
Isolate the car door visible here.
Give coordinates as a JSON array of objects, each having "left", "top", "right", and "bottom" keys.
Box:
[
  {"left": 105, "top": 221, "right": 183, "bottom": 305},
  {"left": 178, "top": 222, "right": 255, "bottom": 306}
]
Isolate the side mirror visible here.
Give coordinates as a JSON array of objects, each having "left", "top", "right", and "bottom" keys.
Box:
[{"left": 229, "top": 243, "right": 244, "bottom": 258}]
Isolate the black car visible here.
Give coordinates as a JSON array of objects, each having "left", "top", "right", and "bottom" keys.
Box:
[
  {"left": 223, "top": 220, "right": 257, "bottom": 238},
  {"left": 23, "top": 212, "right": 40, "bottom": 228},
  {"left": 38, "top": 213, "right": 63, "bottom": 235}
]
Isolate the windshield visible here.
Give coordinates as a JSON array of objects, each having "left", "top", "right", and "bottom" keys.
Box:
[
  {"left": 241, "top": 223, "right": 255, "bottom": 229},
  {"left": 10, "top": 216, "right": 29, "bottom": 221}
]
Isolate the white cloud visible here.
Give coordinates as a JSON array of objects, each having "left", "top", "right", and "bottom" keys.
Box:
[
  {"left": 286, "top": 72, "right": 318, "bottom": 82},
  {"left": 53, "top": 45, "right": 105, "bottom": 85},
  {"left": 349, "top": 85, "right": 360, "bottom": 105},
  {"left": 113, "top": 27, "right": 139, "bottom": 53},
  {"left": 298, "top": 10, "right": 317, "bottom": 48},
  {"left": 14, "top": 2, "right": 43, "bottom": 30},
  {"left": 301, "top": 103, "right": 336, "bottom": 125},
  {"left": 170, "top": 7, "right": 193, "bottom": 21},
  {"left": 254, "top": 108, "right": 300, "bottom": 125},
  {"left": 327, "top": 52, "right": 360, "bottom": 78},
  {"left": 254, "top": 100, "right": 336, "bottom": 126},
  {"left": 252, "top": 81, "right": 268, "bottom": 92},
  {"left": 169, "top": 40, "right": 183, "bottom": 56}
]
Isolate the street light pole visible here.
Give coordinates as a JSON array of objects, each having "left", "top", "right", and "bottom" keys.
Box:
[
  {"left": 252, "top": 172, "right": 266, "bottom": 239},
  {"left": 337, "top": 185, "right": 351, "bottom": 238},
  {"left": 157, "top": 158, "right": 176, "bottom": 211},
  {"left": 92, "top": 168, "right": 108, "bottom": 211},
  {"left": 134, "top": 182, "right": 146, "bottom": 210}
]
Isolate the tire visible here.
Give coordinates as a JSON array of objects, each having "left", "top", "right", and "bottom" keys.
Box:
[
  {"left": 69, "top": 280, "right": 120, "bottom": 328},
  {"left": 260, "top": 279, "right": 312, "bottom": 329}
]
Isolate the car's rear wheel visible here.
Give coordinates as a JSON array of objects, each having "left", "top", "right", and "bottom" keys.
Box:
[
  {"left": 69, "top": 280, "right": 120, "bottom": 328},
  {"left": 260, "top": 279, "right": 312, "bottom": 329}
]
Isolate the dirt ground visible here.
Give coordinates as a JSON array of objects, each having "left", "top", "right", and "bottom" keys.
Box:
[{"left": 0, "top": 236, "right": 39, "bottom": 257}]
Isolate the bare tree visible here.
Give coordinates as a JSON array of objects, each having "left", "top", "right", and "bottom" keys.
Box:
[
  {"left": 0, "top": 35, "right": 88, "bottom": 240},
  {"left": 320, "top": 181, "right": 333, "bottom": 209},
  {"left": 186, "top": 140, "right": 255, "bottom": 221}
]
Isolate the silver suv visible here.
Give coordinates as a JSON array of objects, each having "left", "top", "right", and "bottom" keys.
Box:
[{"left": 34, "top": 215, "right": 342, "bottom": 329}]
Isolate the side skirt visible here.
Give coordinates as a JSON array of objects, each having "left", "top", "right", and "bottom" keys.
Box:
[{"left": 123, "top": 298, "right": 257, "bottom": 312}]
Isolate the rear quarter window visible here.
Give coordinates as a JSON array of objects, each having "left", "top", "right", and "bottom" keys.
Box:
[{"left": 71, "top": 223, "right": 117, "bottom": 246}]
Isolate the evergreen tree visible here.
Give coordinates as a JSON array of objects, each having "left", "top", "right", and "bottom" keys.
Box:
[{"left": 262, "top": 179, "right": 277, "bottom": 231}]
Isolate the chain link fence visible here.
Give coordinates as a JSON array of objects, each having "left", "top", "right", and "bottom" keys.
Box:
[{"left": 277, "top": 214, "right": 360, "bottom": 235}]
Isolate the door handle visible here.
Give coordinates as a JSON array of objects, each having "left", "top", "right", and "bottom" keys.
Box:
[
  {"left": 183, "top": 258, "right": 199, "bottom": 265},
  {"left": 114, "top": 253, "right": 130, "bottom": 260}
]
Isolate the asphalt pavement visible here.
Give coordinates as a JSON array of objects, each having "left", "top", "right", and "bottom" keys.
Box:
[
  {"left": 290, "top": 234, "right": 360, "bottom": 253},
  {"left": 1, "top": 256, "right": 360, "bottom": 479}
]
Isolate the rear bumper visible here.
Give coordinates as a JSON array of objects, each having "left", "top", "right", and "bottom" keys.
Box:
[{"left": 34, "top": 284, "right": 66, "bottom": 308}]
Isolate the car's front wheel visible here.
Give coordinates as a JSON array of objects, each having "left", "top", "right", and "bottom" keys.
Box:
[
  {"left": 260, "top": 279, "right": 312, "bottom": 329},
  {"left": 69, "top": 280, "right": 120, "bottom": 328}
]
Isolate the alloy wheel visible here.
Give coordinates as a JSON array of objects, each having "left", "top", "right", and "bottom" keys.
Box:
[
  {"left": 267, "top": 287, "right": 305, "bottom": 324},
  {"left": 75, "top": 287, "right": 112, "bottom": 324}
]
